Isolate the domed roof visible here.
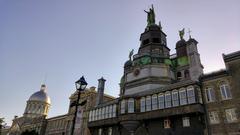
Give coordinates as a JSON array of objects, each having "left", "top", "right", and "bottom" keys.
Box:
[{"left": 28, "top": 84, "right": 51, "bottom": 104}]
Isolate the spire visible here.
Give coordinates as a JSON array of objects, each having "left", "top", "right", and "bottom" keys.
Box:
[{"left": 40, "top": 84, "right": 46, "bottom": 92}]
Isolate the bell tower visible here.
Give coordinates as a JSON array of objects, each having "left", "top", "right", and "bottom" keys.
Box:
[{"left": 121, "top": 6, "right": 174, "bottom": 96}]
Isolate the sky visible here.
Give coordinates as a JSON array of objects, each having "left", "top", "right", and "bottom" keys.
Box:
[{"left": 0, "top": 0, "right": 239, "bottom": 125}]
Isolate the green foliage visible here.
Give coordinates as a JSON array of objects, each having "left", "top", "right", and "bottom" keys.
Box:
[{"left": 164, "top": 59, "right": 172, "bottom": 65}]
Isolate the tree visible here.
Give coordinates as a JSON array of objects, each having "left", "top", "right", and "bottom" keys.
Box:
[{"left": 0, "top": 118, "right": 5, "bottom": 135}]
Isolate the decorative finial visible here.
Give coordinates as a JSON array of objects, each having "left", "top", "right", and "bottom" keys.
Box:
[
  {"left": 144, "top": 4, "right": 155, "bottom": 26},
  {"left": 188, "top": 28, "right": 192, "bottom": 39},
  {"left": 179, "top": 28, "right": 185, "bottom": 40},
  {"left": 129, "top": 49, "right": 134, "bottom": 61},
  {"left": 40, "top": 84, "right": 46, "bottom": 92},
  {"left": 159, "top": 21, "right": 162, "bottom": 30}
]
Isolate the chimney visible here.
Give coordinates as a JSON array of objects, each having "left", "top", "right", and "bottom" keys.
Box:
[{"left": 96, "top": 77, "right": 106, "bottom": 106}]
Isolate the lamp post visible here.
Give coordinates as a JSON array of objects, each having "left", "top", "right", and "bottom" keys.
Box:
[{"left": 70, "top": 76, "right": 88, "bottom": 135}]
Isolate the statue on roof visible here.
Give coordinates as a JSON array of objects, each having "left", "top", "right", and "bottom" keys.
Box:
[
  {"left": 129, "top": 49, "right": 134, "bottom": 61},
  {"left": 179, "top": 28, "right": 185, "bottom": 40},
  {"left": 144, "top": 5, "right": 155, "bottom": 26}
]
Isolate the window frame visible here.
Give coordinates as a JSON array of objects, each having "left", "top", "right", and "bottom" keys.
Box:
[
  {"left": 205, "top": 87, "right": 215, "bottom": 103},
  {"left": 179, "top": 88, "right": 187, "bottom": 105},
  {"left": 120, "top": 100, "right": 126, "bottom": 114},
  {"left": 182, "top": 117, "right": 190, "bottom": 127},
  {"left": 140, "top": 97, "right": 146, "bottom": 112},
  {"left": 172, "top": 90, "right": 179, "bottom": 107},
  {"left": 152, "top": 94, "right": 158, "bottom": 110},
  {"left": 158, "top": 93, "right": 165, "bottom": 109},
  {"left": 146, "top": 96, "right": 152, "bottom": 111},
  {"left": 219, "top": 82, "right": 232, "bottom": 100},
  {"left": 128, "top": 98, "right": 135, "bottom": 113},
  {"left": 165, "top": 92, "right": 172, "bottom": 108},
  {"left": 187, "top": 86, "right": 196, "bottom": 104}
]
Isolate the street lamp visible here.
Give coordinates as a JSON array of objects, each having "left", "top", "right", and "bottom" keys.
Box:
[{"left": 71, "top": 76, "right": 88, "bottom": 135}]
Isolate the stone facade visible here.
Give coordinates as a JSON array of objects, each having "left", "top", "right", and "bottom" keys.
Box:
[
  {"left": 7, "top": 86, "right": 115, "bottom": 135},
  {"left": 87, "top": 6, "right": 240, "bottom": 135}
]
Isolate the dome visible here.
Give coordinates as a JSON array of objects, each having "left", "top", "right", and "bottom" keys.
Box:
[{"left": 28, "top": 84, "right": 51, "bottom": 104}]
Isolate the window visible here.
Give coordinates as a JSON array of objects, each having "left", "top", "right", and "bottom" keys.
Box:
[
  {"left": 98, "top": 108, "right": 101, "bottom": 120},
  {"left": 152, "top": 95, "right": 158, "bottom": 110},
  {"left": 146, "top": 96, "right": 152, "bottom": 111},
  {"left": 98, "top": 128, "right": 102, "bottom": 135},
  {"left": 172, "top": 90, "right": 179, "bottom": 107},
  {"left": 108, "top": 127, "right": 112, "bottom": 135},
  {"left": 92, "top": 110, "right": 95, "bottom": 121},
  {"left": 220, "top": 82, "right": 232, "bottom": 100},
  {"left": 89, "top": 111, "right": 92, "bottom": 122},
  {"left": 177, "top": 72, "right": 182, "bottom": 80},
  {"left": 164, "top": 119, "right": 171, "bottom": 128},
  {"left": 109, "top": 105, "right": 113, "bottom": 118},
  {"left": 165, "top": 92, "right": 172, "bottom": 108},
  {"left": 95, "top": 109, "right": 99, "bottom": 121},
  {"left": 225, "top": 108, "right": 237, "bottom": 123},
  {"left": 105, "top": 106, "right": 109, "bottom": 119},
  {"left": 128, "top": 98, "right": 135, "bottom": 113},
  {"left": 209, "top": 111, "right": 219, "bottom": 124},
  {"left": 182, "top": 117, "right": 190, "bottom": 127},
  {"left": 102, "top": 107, "right": 105, "bottom": 119},
  {"left": 158, "top": 93, "right": 165, "bottom": 109},
  {"left": 120, "top": 100, "right": 126, "bottom": 114},
  {"left": 184, "top": 70, "right": 190, "bottom": 78},
  {"left": 205, "top": 87, "right": 215, "bottom": 102},
  {"left": 112, "top": 104, "right": 116, "bottom": 117},
  {"left": 187, "top": 86, "right": 196, "bottom": 104},
  {"left": 179, "top": 88, "right": 187, "bottom": 105},
  {"left": 140, "top": 97, "right": 146, "bottom": 112}
]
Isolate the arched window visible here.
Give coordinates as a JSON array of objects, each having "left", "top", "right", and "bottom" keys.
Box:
[
  {"left": 177, "top": 72, "right": 182, "bottom": 80},
  {"left": 105, "top": 106, "right": 109, "bottom": 119},
  {"left": 120, "top": 100, "right": 126, "bottom": 114},
  {"left": 95, "top": 109, "right": 99, "bottom": 120},
  {"left": 102, "top": 107, "right": 105, "bottom": 119},
  {"left": 89, "top": 111, "right": 92, "bottom": 122},
  {"left": 128, "top": 98, "right": 134, "bottom": 113},
  {"left": 158, "top": 93, "right": 165, "bottom": 109},
  {"left": 112, "top": 104, "right": 117, "bottom": 117},
  {"left": 165, "top": 92, "right": 172, "bottom": 108},
  {"left": 98, "top": 108, "right": 102, "bottom": 120},
  {"left": 179, "top": 88, "right": 187, "bottom": 105},
  {"left": 187, "top": 86, "right": 196, "bottom": 104},
  {"left": 140, "top": 97, "right": 146, "bottom": 112},
  {"left": 152, "top": 94, "right": 158, "bottom": 110},
  {"left": 172, "top": 90, "right": 179, "bottom": 107},
  {"left": 109, "top": 105, "right": 113, "bottom": 118},
  {"left": 219, "top": 81, "right": 232, "bottom": 100},
  {"left": 146, "top": 96, "right": 152, "bottom": 111},
  {"left": 205, "top": 86, "right": 215, "bottom": 102},
  {"left": 92, "top": 110, "right": 95, "bottom": 121}
]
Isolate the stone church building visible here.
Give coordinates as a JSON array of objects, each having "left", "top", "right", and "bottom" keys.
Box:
[
  {"left": 87, "top": 6, "right": 240, "bottom": 135},
  {"left": 6, "top": 6, "right": 240, "bottom": 135}
]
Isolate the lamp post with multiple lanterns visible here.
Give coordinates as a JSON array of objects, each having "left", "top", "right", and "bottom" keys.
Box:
[{"left": 70, "top": 76, "right": 88, "bottom": 135}]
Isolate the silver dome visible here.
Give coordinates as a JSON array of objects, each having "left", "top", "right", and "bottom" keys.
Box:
[{"left": 28, "top": 85, "right": 51, "bottom": 104}]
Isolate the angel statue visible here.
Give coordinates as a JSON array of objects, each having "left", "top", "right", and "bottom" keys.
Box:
[
  {"left": 129, "top": 49, "right": 134, "bottom": 61},
  {"left": 179, "top": 28, "right": 185, "bottom": 40}
]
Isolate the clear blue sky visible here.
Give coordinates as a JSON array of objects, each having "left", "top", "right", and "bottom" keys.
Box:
[{"left": 0, "top": 0, "right": 239, "bottom": 125}]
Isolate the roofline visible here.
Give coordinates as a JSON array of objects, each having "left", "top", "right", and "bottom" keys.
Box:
[{"left": 223, "top": 50, "right": 240, "bottom": 62}]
